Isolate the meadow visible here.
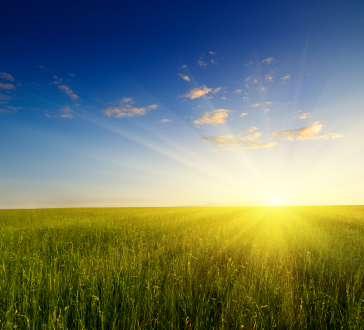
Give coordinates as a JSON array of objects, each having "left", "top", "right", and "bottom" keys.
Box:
[{"left": 0, "top": 206, "right": 363, "bottom": 329}]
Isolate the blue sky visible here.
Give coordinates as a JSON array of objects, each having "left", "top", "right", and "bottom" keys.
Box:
[{"left": 1, "top": 0, "right": 364, "bottom": 208}]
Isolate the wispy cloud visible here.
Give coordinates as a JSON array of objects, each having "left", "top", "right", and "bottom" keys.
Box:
[
  {"left": 178, "top": 73, "right": 190, "bottom": 82},
  {"left": 120, "top": 97, "right": 134, "bottom": 103},
  {"left": 241, "top": 126, "right": 257, "bottom": 133},
  {"left": 197, "top": 60, "right": 207, "bottom": 67},
  {"left": 200, "top": 131, "right": 277, "bottom": 149},
  {"left": 213, "top": 87, "right": 221, "bottom": 94},
  {"left": 272, "top": 121, "right": 344, "bottom": 141},
  {"left": 60, "top": 106, "right": 73, "bottom": 119},
  {"left": 221, "top": 96, "right": 226, "bottom": 100},
  {"left": 0, "top": 72, "right": 14, "bottom": 81},
  {"left": 0, "top": 83, "right": 16, "bottom": 90},
  {"left": 209, "top": 51, "right": 216, "bottom": 56},
  {"left": 245, "top": 61, "right": 254, "bottom": 67},
  {"left": 0, "top": 105, "right": 22, "bottom": 114},
  {"left": 240, "top": 112, "right": 248, "bottom": 117},
  {"left": 67, "top": 73, "right": 76, "bottom": 77},
  {"left": 259, "top": 86, "right": 267, "bottom": 91},
  {"left": 251, "top": 103, "right": 262, "bottom": 107},
  {"left": 296, "top": 112, "right": 310, "bottom": 119},
  {"left": 262, "top": 57, "right": 274, "bottom": 64},
  {"left": 243, "top": 96, "right": 249, "bottom": 101},
  {"left": 265, "top": 73, "right": 273, "bottom": 82},
  {"left": 264, "top": 108, "right": 270, "bottom": 113},
  {"left": 265, "top": 101, "right": 273, "bottom": 105},
  {"left": 159, "top": 119, "right": 171, "bottom": 123},
  {"left": 102, "top": 99, "right": 157, "bottom": 118},
  {"left": 6, "top": 106, "right": 22, "bottom": 111},
  {"left": 194, "top": 109, "right": 231, "bottom": 126},
  {"left": 181, "top": 65, "right": 187, "bottom": 69},
  {"left": 243, "top": 142, "right": 277, "bottom": 149},
  {"left": 245, "top": 76, "right": 251, "bottom": 82},
  {"left": 52, "top": 76, "right": 62, "bottom": 85},
  {"left": 281, "top": 75, "right": 290, "bottom": 80},
  {"left": 183, "top": 85, "right": 214, "bottom": 99},
  {"left": 58, "top": 85, "right": 79, "bottom": 100},
  {"left": 0, "top": 93, "right": 12, "bottom": 104},
  {"left": 233, "top": 89, "right": 241, "bottom": 94},
  {"left": 211, "top": 59, "right": 217, "bottom": 65}
]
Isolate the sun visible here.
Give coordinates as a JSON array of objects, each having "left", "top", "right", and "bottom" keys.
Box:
[{"left": 271, "top": 199, "right": 281, "bottom": 205}]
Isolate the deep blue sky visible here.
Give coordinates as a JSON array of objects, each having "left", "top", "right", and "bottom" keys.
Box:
[{"left": 1, "top": 0, "right": 364, "bottom": 207}]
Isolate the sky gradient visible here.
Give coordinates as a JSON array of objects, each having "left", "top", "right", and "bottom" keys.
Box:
[{"left": 1, "top": 0, "right": 364, "bottom": 208}]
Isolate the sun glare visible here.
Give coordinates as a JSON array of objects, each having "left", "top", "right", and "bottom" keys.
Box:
[{"left": 271, "top": 199, "right": 281, "bottom": 205}]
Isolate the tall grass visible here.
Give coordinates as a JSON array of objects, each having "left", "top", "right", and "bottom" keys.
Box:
[{"left": 0, "top": 206, "right": 363, "bottom": 329}]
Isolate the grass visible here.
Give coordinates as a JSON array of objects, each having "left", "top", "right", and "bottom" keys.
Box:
[{"left": 0, "top": 206, "right": 363, "bottom": 329}]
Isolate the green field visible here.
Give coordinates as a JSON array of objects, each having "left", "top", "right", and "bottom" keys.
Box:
[{"left": 0, "top": 206, "right": 363, "bottom": 329}]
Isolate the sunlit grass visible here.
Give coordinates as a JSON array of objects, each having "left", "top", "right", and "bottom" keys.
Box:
[{"left": 0, "top": 206, "right": 363, "bottom": 329}]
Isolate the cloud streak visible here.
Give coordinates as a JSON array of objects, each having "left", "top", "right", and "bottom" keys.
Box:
[
  {"left": 102, "top": 99, "right": 158, "bottom": 118},
  {"left": 0, "top": 72, "right": 14, "bottom": 81},
  {"left": 58, "top": 85, "right": 79, "bottom": 100},
  {"left": 0, "top": 83, "right": 16, "bottom": 90},
  {"left": 200, "top": 131, "right": 277, "bottom": 149},
  {"left": 272, "top": 122, "right": 343, "bottom": 141}
]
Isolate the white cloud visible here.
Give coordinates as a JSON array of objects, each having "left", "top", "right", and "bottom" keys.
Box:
[
  {"left": 262, "top": 57, "right": 274, "bottom": 64},
  {"left": 212, "top": 87, "right": 221, "bottom": 94},
  {"left": 296, "top": 112, "right": 310, "bottom": 119},
  {"left": 211, "top": 59, "right": 217, "bottom": 65},
  {"left": 243, "top": 96, "right": 249, "bottom": 101},
  {"left": 0, "top": 72, "right": 14, "bottom": 81},
  {"left": 159, "top": 119, "right": 171, "bottom": 123},
  {"left": 58, "top": 85, "right": 79, "bottom": 100},
  {"left": 148, "top": 104, "right": 158, "bottom": 109},
  {"left": 240, "top": 112, "right": 248, "bottom": 117},
  {"left": 272, "top": 121, "right": 343, "bottom": 141},
  {"left": 253, "top": 78, "right": 258, "bottom": 84},
  {"left": 193, "top": 109, "right": 231, "bottom": 126},
  {"left": 281, "top": 75, "right": 290, "bottom": 80},
  {"left": 265, "top": 74, "right": 273, "bottom": 82},
  {"left": 245, "top": 76, "right": 251, "bottom": 82},
  {"left": 266, "top": 101, "right": 273, "bottom": 105},
  {"left": 245, "top": 84, "right": 249, "bottom": 89},
  {"left": 233, "top": 89, "right": 241, "bottom": 94},
  {"left": 183, "top": 85, "right": 213, "bottom": 99},
  {"left": 259, "top": 86, "right": 267, "bottom": 91},
  {"left": 178, "top": 73, "right": 190, "bottom": 82},
  {"left": 245, "top": 61, "right": 254, "bottom": 67},
  {"left": 181, "top": 65, "right": 187, "bottom": 69},
  {"left": 251, "top": 103, "right": 262, "bottom": 107},
  {"left": 221, "top": 96, "right": 226, "bottom": 100},
  {"left": 209, "top": 51, "right": 216, "bottom": 56},
  {"left": 197, "top": 60, "right": 207, "bottom": 67},
  {"left": 264, "top": 108, "right": 270, "bottom": 113},
  {"left": 67, "top": 73, "right": 76, "bottom": 77},
  {"left": 0, "top": 83, "right": 16, "bottom": 90}
]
